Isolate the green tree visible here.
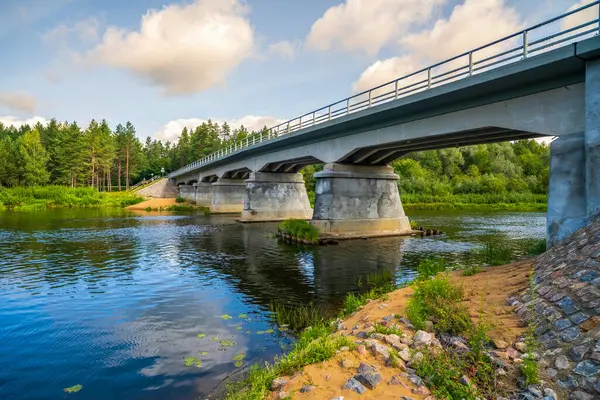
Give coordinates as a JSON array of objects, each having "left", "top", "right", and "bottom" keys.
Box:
[{"left": 19, "top": 129, "right": 50, "bottom": 186}]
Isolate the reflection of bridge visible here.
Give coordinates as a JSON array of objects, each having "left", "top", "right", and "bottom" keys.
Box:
[{"left": 170, "top": 3, "right": 600, "bottom": 245}]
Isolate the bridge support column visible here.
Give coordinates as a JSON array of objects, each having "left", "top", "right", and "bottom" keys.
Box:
[
  {"left": 178, "top": 184, "right": 196, "bottom": 203},
  {"left": 210, "top": 178, "right": 245, "bottom": 213},
  {"left": 311, "top": 163, "right": 411, "bottom": 238},
  {"left": 586, "top": 59, "right": 600, "bottom": 217},
  {"left": 194, "top": 182, "right": 213, "bottom": 207},
  {"left": 240, "top": 172, "right": 313, "bottom": 222}
]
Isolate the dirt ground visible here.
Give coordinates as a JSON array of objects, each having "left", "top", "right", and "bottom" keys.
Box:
[
  {"left": 269, "top": 260, "right": 534, "bottom": 399},
  {"left": 126, "top": 198, "right": 178, "bottom": 210}
]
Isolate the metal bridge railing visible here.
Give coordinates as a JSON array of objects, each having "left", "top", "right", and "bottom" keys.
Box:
[{"left": 169, "top": 1, "right": 600, "bottom": 179}]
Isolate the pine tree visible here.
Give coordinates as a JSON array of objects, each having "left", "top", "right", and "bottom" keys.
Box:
[{"left": 19, "top": 129, "right": 50, "bottom": 186}]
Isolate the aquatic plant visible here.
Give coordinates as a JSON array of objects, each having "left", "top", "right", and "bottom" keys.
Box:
[
  {"left": 198, "top": 351, "right": 208, "bottom": 356},
  {"left": 269, "top": 302, "right": 324, "bottom": 332},
  {"left": 145, "top": 206, "right": 152, "bottom": 211},
  {"left": 63, "top": 384, "right": 83, "bottom": 393},
  {"left": 220, "top": 340, "right": 236, "bottom": 347},
  {"left": 476, "top": 241, "right": 516, "bottom": 266},
  {"left": 232, "top": 353, "right": 246, "bottom": 362},
  {"left": 238, "top": 313, "right": 247, "bottom": 319},
  {"left": 196, "top": 333, "right": 206, "bottom": 339},
  {"left": 211, "top": 336, "right": 219, "bottom": 341},
  {"left": 220, "top": 314, "right": 233, "bottom": 320},
  {"left": 184, "top": 356, "right": 202, "bottom": 367},
  {"left": 277, "top": 219, "right": 319, "bottom": 241}
]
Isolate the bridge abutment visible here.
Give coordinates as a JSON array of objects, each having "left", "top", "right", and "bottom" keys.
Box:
[
  {"left": 240, "top": 172, "right": 313, "bottom": 222},
  {"left": 586, "top": 58, "right": 600, "bottom": 217},
  {"left": 311, "top": 163, "right": 411, "bottom": 238},
  {"left": 210, "top": 178, "right": 246, "bottom": 213},
  {"left": 178, "top": 184, "right": 196, "bottom": 203},
  {"left": 194, "top": 182, "right": 213, "bottom": 207}
]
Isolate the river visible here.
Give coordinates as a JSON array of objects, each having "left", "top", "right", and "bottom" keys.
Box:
[{"left": 0, "top": 209, "right": 545, "bottom": 400}]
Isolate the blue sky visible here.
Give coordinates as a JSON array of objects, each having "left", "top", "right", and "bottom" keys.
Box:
[{"left": 0, "top": 0, "right": 590, "bottom": 142}]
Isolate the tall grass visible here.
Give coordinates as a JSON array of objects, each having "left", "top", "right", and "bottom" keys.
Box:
[
  {"left": 476, "top": 242, "right": 515, "bottom": 266},
  {"left": 402, "top": 192, "right": 547, "bottom": 206},
  {"left": 278, "top": 219, "right": 319, "bottom": 241},
  {"left": 527, "top": 238, "right": 547, "bottom": 256},
  {"left": 269, "top": 302, "right": 324, "bottom": 332},
  {"left": 0, "top": 186, "right": 143, "bottom": 210}
]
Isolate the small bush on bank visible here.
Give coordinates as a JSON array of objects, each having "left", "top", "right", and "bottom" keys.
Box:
[
  {"left": 415, "top": 257, "right": 446, "bottom": 280},
  {"left": 461, "top": 265, "right": 483, "bottom": 276},
  {"left": 175, "top": 196, "right": 185, "bottom": 203},
  {"left": 527, "top": 238, "right": 546, "bottom": 256},
  {"left": 477, "top": 241, "right": 515, "bottom": 266},
  {"left": 278, "top": 219, "right": 319, "bottom": 241}
]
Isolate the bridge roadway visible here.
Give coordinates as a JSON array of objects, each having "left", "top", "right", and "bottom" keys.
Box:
[{"left": 169, "top": 5, "right": 600, "bottom": 245}]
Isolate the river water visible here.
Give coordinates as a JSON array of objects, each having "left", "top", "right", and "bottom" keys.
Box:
[{"left": 0, "top": 209, "right": 545, "bottom": 400}]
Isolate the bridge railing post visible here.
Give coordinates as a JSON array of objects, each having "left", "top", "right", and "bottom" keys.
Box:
[
  {"left": 523, "top": 30, "right": 529, "bottom": 58},
  {"left": 395, "top": 80, "right": 399, "bottom": 99},
  {"left": 346, "top": 98, "right": 350, "bottom": 114},
  {"left": 328, "top": 105, "right": 331, "bottom": 120},
  {"left": 427, "top": 68, "right": 432, "bottom": 89},
  {"left": 468, "top": 52, "right": 473, "bottom": 76}
]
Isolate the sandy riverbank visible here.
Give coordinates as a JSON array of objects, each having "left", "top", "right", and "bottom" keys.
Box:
[{"left": 126, "top": 198, "right": 179, "bottom": 210}]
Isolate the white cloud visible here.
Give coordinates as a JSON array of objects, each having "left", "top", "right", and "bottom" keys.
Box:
[
  {"left": 306, "top": 0, "right": 445, "bottom": 56},
  {"left": 82, "top": 0, "right": 255, "bottom": 96},
  {"left": 0, "top": 91, "right": 38, "bottom": 113},
  {"left": 352, "top": 0, "right": 523, "bottom": 93},
  {"left": 155, "top": 115, "right": 286, "bottom": 142},
  {"left": 561, "top": 0, "right": 599, "bottom": 31},
  {"left": 43, "top": 18, "right": 99, "bottom": 45},
  {"left": 0, "top": 116, "right": 49, "bottom": 128},
  {"left": 268, "top": 40, "right": 300, "bottom": 60}
]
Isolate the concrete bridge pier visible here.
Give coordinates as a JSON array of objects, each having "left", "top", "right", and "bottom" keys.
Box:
[
  {"left": 210, "top": 178, "right": 246, "bottom": 213},
  {"left": 178, "top": 184, "right": 196, "bottom": 203},
  {"left": 240, "top": 172, "right": 313, "bottom": 222},
  {"left": 311, "top": 163, "right": 411, "bottom": 238},
  {"left": 194, "top": 182, "right": 213, "bottom": 207}
]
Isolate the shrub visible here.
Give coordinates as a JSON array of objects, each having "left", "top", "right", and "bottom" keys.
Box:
[
  {"left": 175, "top": 196, "right": 185, "bottom": 203},
  {"left": 527, "top": 238, "right": 546, "bottom": 256},
  {"left": 145, "top": 206, "right": 152, "bottom": 212},
  {"left": 461, "top": 265, "right": 483, "bottom": 276},
  {"left": 278, "top": 219, "right": 319, "bottom": 241},
  {"left": 476, "top": 242, "right": 515, "bottom": 266},
  {"left": 416, "top": 257, "right": 446, "bottom": 280}
]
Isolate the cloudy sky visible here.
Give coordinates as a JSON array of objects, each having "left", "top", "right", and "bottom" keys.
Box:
[{"left": 0, "top": 0, "right": 592, "bottom": 142}]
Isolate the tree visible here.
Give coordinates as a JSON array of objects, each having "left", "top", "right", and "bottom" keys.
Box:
[{"left": 19, "top": 129, "right": 50, "bottom": 186}]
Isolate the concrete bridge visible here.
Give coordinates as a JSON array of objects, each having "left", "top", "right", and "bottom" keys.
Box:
[{"left": 170, "top": 3, "right": 600, "bottom": 245}]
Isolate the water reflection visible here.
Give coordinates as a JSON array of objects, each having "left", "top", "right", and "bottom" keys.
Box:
[{"left": 0, "top": 209, "right": 545, "bottom": 399}]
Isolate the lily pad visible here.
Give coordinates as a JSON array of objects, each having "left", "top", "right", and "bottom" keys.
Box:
[
  {"left": 234, "top": 361, "right": 244, "bottom": 368},
  {"left": 184, "top": 356, "right": 202, "bottom": 367},
  {"left": 211, "top": 336, "right": 219, "bottom": 341},
  {"left": 196, "top": 333, "right": 207, "bottom": 339},
  {"left": 238, "top": 313, "right": 247, "bottom": 319},
  {"left": 198, "top": 351, "right": 208, "bottom": 356},
  {"left": 235, "top": 326, "right": 242, "bottom": 331},
  {"left": 265, "top": 329, "right": 274, "bottom": 334},
  {"left": 220, "top": 340, "right": 236, "bottom": 347},
  {"left": 220, "top": 314, "right": 233, "bottom": 320},
  {"left": 232, "top": 353, "right": 246, "bottom": 361},
  {"left": 256, "top": 331, "right": 266, "bottom": 335},
  {"left": 64, "top": 385, "right": 82, "bottom": 393}
]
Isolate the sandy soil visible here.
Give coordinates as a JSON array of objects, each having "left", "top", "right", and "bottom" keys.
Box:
[
  {"left": 269, "top": 260, "right": 534, "bottom": 399},
  {"left": 126, "top": 198, "right": 178, "bottom": 210}
]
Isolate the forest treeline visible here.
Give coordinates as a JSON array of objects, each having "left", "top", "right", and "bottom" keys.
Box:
[
  {"left": 1, "top": 119, "right": 550, "bottom": 205},
  {"left": 0, "top": 119, "right": 258, "bottom": 190}
]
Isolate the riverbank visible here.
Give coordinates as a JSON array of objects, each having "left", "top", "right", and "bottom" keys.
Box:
[
  {"left": 402, "top": 193, "right": 547, "bottom": 212},
  {"left": 226, "top": 259, "right": 559, "bottom": 400},
  {"left": 126, "top": 197, "right": 207, "bottom": 212},
  {"left": 0, "top": 186, "right": 144, "bottom": 211}
]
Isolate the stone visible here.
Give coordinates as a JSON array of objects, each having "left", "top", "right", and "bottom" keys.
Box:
[
  {"left": 274, "top": 391, "right": 289, "bottom": 399},
  {"left": 413, "top": 330, "right": 432, "bottom": 345},
  {"left": 573, "top": 360, "right": 600, "bottom": 377},
  {"left": 412, "top": 386, "right": 430, "bottom": 395},
  {"left": 459, "top": 375, "right": 471, "bottom": 386},
  {"left": 357, "top": 363, "right": 377, "bottom": 374},
  {"left": 271, "top": 377, "right": 287, "bottom": 391},
  {"left": 560, "top": 326, "right": 582, "bottom": 342},
  {"left": 556, "top": 355, "right": 570, "bottom": 369},
  {"left": 581, "top": 316, "right": 600, "bottom": 331},
  {"left": 515, "top": 342, "right": 527, "bottom": 352},
  {"left": 545, "top": 368, "right": 558, "bottom": 378},
  {"left": 343, "top": 377, "right": 366, "bottom": 394},
  {"left": 527, "top": 385, "right": 543, "bottom": 397},
  {"left": 341, "top": 358, "right": 354, "bottom": 369},
  {"left": 300, "top": 385, "right": 315, "bottom": 393},
  {"left": 370, "top": 343, "right": 390, "bottom": 359},
  {"left": 569, "top": 391, "right": 595, "bottom": 400},
  {"left": 496, "top": 368, "right": 507, "bottom": 376},
  {"left": 557, "top": 296, "right": 580, "bottom": 315},
  {"left": 356, "top": 331, "right": 368, "bottom": 339},
  {"left": 331, "top": 397, "right": 345, "bottom": 400},
  {"left": 356, "top": 345, "right": 367, "bottom": 355},
  {"left": 398, "top": 348, "right": 411, "bottom": 362},
  {"left": 388, "top": 375, "right": 408, "bottom": 387},
  {"left": 494, "top": 339, "right": 509, "bottom": 349},
  {"left": 555, "top": 318, "right": 573, "bottom": 330},
  {"left": 570, "top": 312, "right": 590, "bottom": 325},
  {"left": 543, "top": 388, "right": 557, "bottom": 400},
  {"left": 558, "top": 374, "right": 579, "bottom": 389},
  {"left": 407, "top": 374, "right": 424, "bottom": 387},
  {"left": 400, "top": 397, "right": 416, "bottom": 400},
  {"left": 411, "top": 352, "right": 423, "bottom": 365},
  {"left": 354, "top": 371, "right": 382, "bottom": 390},
  {"left": 507, "top": 347, "right": 519, "bottom": 359},
  {"left": 570, "top": 344, "right": 591, "bottom": 361}
]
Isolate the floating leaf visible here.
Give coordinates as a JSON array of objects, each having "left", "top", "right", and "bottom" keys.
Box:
[
  {"left": 265, "top": 329, "right": 274, "bottom": 334},
  {"left": 279, "top": 327, "right": 289, "bottom": 331},
  {"left": 64, "top": 385, "right": 82, "bottom": 393},
  {"left": 232, "top": 353, "right": 246, "bottom": 361},
  {"left": 184, "top": 356, "right": 202, "bottom": 367},
  {"left": 234, "top": 361, "right": 243, "bottom": 368},
  {"left": 211, "top": 336, "right": 219, "bottom": 341},
  {"left": 235, "top": 326, "right": 242, "bottom": 331},
  {"left": 198, "top": 351, "right": 208, "bottom": 356},
  {"left": 256, "top": 331, "right": 266, "bottom": 335},
  {"left": 220, "top": 314, "right": 233, "bottom": 320},
  {"left": 220, "top": 340, "right": 236, "bottom": 347},
  {"left": 196, "top": 333, "right": 206, "bottom": 339},
  {"left": 238, "top": 313, "right": 247, "bottom": 319}
]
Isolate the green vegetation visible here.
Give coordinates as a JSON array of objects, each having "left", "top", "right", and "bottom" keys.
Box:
[
  {"left": 278, "top": 219, "right": 320, "bottom": 241},
  {"left": 175, "top": 195, "right": 185, "bottom": 203},
  {"left": 270, "top": 302, "right": 324, "bottom": 332},
  {"left": 184, "top": 356, "right": 203, "bottom": 367},
  {"left": 145, "top": 206, "right": 152, "bottom": 212},
  {"left": 415, "top": 257, "right": 447, "bottom": 281},
  {"left": 527, "top": 238, "right": 547, "bottom": 256},
  {"left": 342, "top": 270, "right": 398, "bottom": 315},
  {"left": 221, "top": 340, "right": 237, "bottom": 347},
  {"left": 476, "top": 242, "right": 515, "bottom": 266},
  {"left": 373, "top": 322, "right": 403, "bottom": 336},
  {"left": 0, "top": 186, "right": 143, "bottom": 211},
  {"left": 220, "top": 314, "right": 233, "bottom": 320},
  {"left": 63, "top": 384, "right": 83, "bottom": 393},
  {"left": 164, "top": 204, "right": 196, "bottom": 212},
  {"left": 226, "top": 324, "right": 354, "bottom": 400},
  {"left": 461, "top": 265, "right": 484, "bottom": 276}
]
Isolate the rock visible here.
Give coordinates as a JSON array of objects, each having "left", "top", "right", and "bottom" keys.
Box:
[
  {"left": 494, "top": 339, "right": 509, "bottom": 349},
  {"left": 379, "top": 303, "right": 388, "bottom": 309},
  {"left": 496, "top": 368, "right": 507, "bottom": 376},
  {"left": 388, "top": 375, "right": 408, "bottom": 387},
  {"left": 545, "top": 368, "right": 558, "bottom": 378},
  {"left": 526, "top": 385, "right": 542, "bottom": 397},
  {"left": 337, "top": 323, "right": 345, "bottom": 331},
  {"left": 407, "top": 374, "right": 424, "bottom": 387},
  {"left": 300, "top": 385, "right": 315, "bottom": 393},
  {"left": 400, "top": 397, "right": 416, "bottom": 400},
  {"left": 274, "top": 391, "right": 289, "bottom": 399},
  {"left": 424, "top": 320, "right": 434, "bottom": 332},
  {"left": 340, "top": 346, "right": 350, "bottom": 352},
  {"left": 554, "top": 318, "right": 573, "bottom": 330},
  {"left": 331, "top": 397, "right": 344, "bottom": 400},
  {"left": 573, "top": 360, "right": 600, "bottom": 377},
  {"left": 384, "top": 334, "right": 400, "bottom": 345},
  {"left": 459, "top": 375, "right": 471, "bottom": 386},
  {"left": 412, "top": 386, "right": 431, "bottom": 395},
  {"left": 515, "top": 342, "right": 527, "bottom": 352},
  {"left": 556, "top": 355, "right": 570, "bottom": 369},
  {"left": 570, "top": 312, "right": 590, "bottom": 325},
  {"left": 557, "top": 296, "right": 580, "bottom": 315},
  {"left": 326, "top": 374, "right": 331, "bottom": 381},
  {"left": 560, "top": 326, "right": 581, "bottom": 342},
  {"left": 507, "top": 347, "right": 519, "bottom": 359},
  {"left": 356, "top": 331, "right": 368, "bottom": 339},
  {"left": 356, "top": 345, "right": 367, "bottom": 355},
  {"left": 271, "top": 377, "right": 287, "bottom": 391},
  {"left": 354, "top": 371, "right": 382, "bottom": 390},
  {"left": 341, "top": 358, "right": 354, "bottom": 369},
  {"left": 558, "top": 374, "right": 579, "bottom": 389},
  {"left": 570, "top": 344, "right": 590, "bottom": 361},
  {"left": 398, "top": 348, "right": 411, "bottom": 362},
  {"left": 581, "top": 316, "right": 600, "bottom": 331},
  {"left": 369, "top": 342, "right": 390, "bottom": 360},
  {"left": 411, "top": 352, "right": 424, "bottom": 365},
  {"left": 398, "top": 317, "right": 414, "bottom": 329},
  {"left": 569, "top": 391, "right": 595, "bottom": 400},
  {"left": 392, "top": 341, "right": 408, "bottom": 351},
  {"left": 343, "top": 377, "right": 366, "bottom": 394},
  {"left": 382, "top": 314, "right": 395, "bottom": 321},
  {"left": 543, "top": 388, "right": 557, "bottom": 400},
  {"left": 413, "top": 330, "right": 432, "bottom": 345},
  {"left": 357, "top": 362, "right": 377, "bottom": 374}
]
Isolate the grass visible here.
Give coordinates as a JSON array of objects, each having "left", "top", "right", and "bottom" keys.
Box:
[
  {"left": 373, "top": 322, "right": 403, "bottom": 336},
  {"left": 0, "top": 186, "right": 144, "bottom": 211},
  {"left": 175, "top": 195, "right": 185, "bottom": 203},
  {"left": 415, "top": 257, "right": 446, "bottom": 281},
  {"left": 278, "top": 219, "right": 319, "bottom": 241},
  {"left": 461, "top": 265, "right": 484, "bottom": 276},
  {"left": 402, "top": 193, "right": 547, "bottom": 212},
  {"left": 527, "top": 238, "right": 547, "bottom": 256},
  {"left": 476, "top": 242, "right": 515, "bottom": 266},
  {"left": 165, "top": 204, "right": 196, "bottom": 212},
  {"left": 269, "top": 302, "right": 324, "bottom": 332},
  {"left": 342, "top": 270, "right": 398, "bottom": 316},
  {"left": 225, "top": 324, "right": 354, "bottom": 400}
]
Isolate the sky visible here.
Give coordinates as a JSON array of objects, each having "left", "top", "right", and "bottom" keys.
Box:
[{"left": 0, "top": 0, "right": 595, "bottom": 143}]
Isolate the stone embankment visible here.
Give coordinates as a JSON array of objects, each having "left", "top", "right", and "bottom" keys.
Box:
[
  {"left": 136, "top": 179, "right": 179, "bottom": 198},
  {"left": 512, "top": 214, "right": 600, "bottom": 399}
]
